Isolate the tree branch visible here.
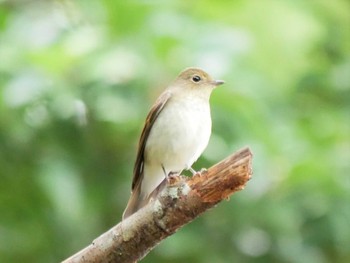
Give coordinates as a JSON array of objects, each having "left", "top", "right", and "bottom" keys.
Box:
[{"left": 62, "top": 147, "right": 253, "bottom": 263}]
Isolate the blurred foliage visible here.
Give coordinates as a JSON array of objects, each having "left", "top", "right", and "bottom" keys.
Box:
[{"left": 0, "top": 0, "right": 349, "bottom": 262}]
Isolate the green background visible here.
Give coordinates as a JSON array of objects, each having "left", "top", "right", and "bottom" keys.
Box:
[{"left": 0, "top": 0, "right": 349, "bottom": 262}]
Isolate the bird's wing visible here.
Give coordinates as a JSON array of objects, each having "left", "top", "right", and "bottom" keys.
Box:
[{"left": 131, "top": 91, "right": 172, "bottom": 190}]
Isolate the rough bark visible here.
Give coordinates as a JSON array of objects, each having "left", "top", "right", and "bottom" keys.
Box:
[{"left": 62, "top": 147, "right": 253, "bottom": 263}]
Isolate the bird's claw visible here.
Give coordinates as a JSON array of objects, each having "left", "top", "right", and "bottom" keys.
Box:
[
  {"left": 200, "top": 168, "right": 208, "bottom": 174},
  {"left": 193, "top": 168, "right": 208, "bottom": 178},
  {"left": 167, "top": 172, "right": 180, "bottom": 184}
]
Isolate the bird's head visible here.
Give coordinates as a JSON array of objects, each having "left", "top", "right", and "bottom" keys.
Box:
[{"left": 174, "top": 67, "right": 225, "bottom": 90}]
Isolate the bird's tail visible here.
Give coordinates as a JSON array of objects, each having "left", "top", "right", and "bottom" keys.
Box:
[
  {"left": 122, "top": 179, "right": 167, "bottom": 220},
  {"left": 122, "top": 181, "right": 145, "bottom": 220}
]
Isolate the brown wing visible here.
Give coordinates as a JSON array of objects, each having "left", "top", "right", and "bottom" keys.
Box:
[{"left": 131, "top": 91, "right": 172, "bottom": 190}]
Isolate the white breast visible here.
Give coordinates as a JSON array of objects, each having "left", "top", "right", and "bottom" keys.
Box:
[{"left": 145, "top": 94, "right": 212, "bottom": 173}]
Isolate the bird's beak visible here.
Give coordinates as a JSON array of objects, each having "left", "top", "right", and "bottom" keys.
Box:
[{"left": 212, "top": 80, "right": 225, "bottom": 86}]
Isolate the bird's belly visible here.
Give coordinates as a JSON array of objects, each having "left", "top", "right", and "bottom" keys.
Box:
[{"left": 144, "top": 100, "right": 211, "bottom": 173}]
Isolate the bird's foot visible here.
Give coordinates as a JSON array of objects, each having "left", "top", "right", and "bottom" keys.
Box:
[
  {"left": 199, "top": 168, "right": 208, "bottom": 175},
  {"left": 167, "top": 171, "right": 180, "bottom": 184},
  {"left": 190, "top": 167, "right": 208, "bottom": 178}
]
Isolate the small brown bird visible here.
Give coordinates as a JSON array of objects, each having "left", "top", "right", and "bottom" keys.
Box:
[{"left": 122, "top": 67, "right": 224, "bottom": 219}]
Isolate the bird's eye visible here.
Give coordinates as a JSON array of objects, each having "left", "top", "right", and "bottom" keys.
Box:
[{"left": 192, "top": 75, "right": 201, "bottom": 83}]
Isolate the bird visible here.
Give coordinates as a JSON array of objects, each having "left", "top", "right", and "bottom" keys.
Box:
[{"left": 122, "top": 67, "right": 224, "bottom": 219}]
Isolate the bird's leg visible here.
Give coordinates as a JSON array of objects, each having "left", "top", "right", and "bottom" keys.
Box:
[
  {"left": 188, "top": 166, "right": 197, "bottom": 175},
  {"left": 161, "top": 164, "right": 167, "bottom": 179}
]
